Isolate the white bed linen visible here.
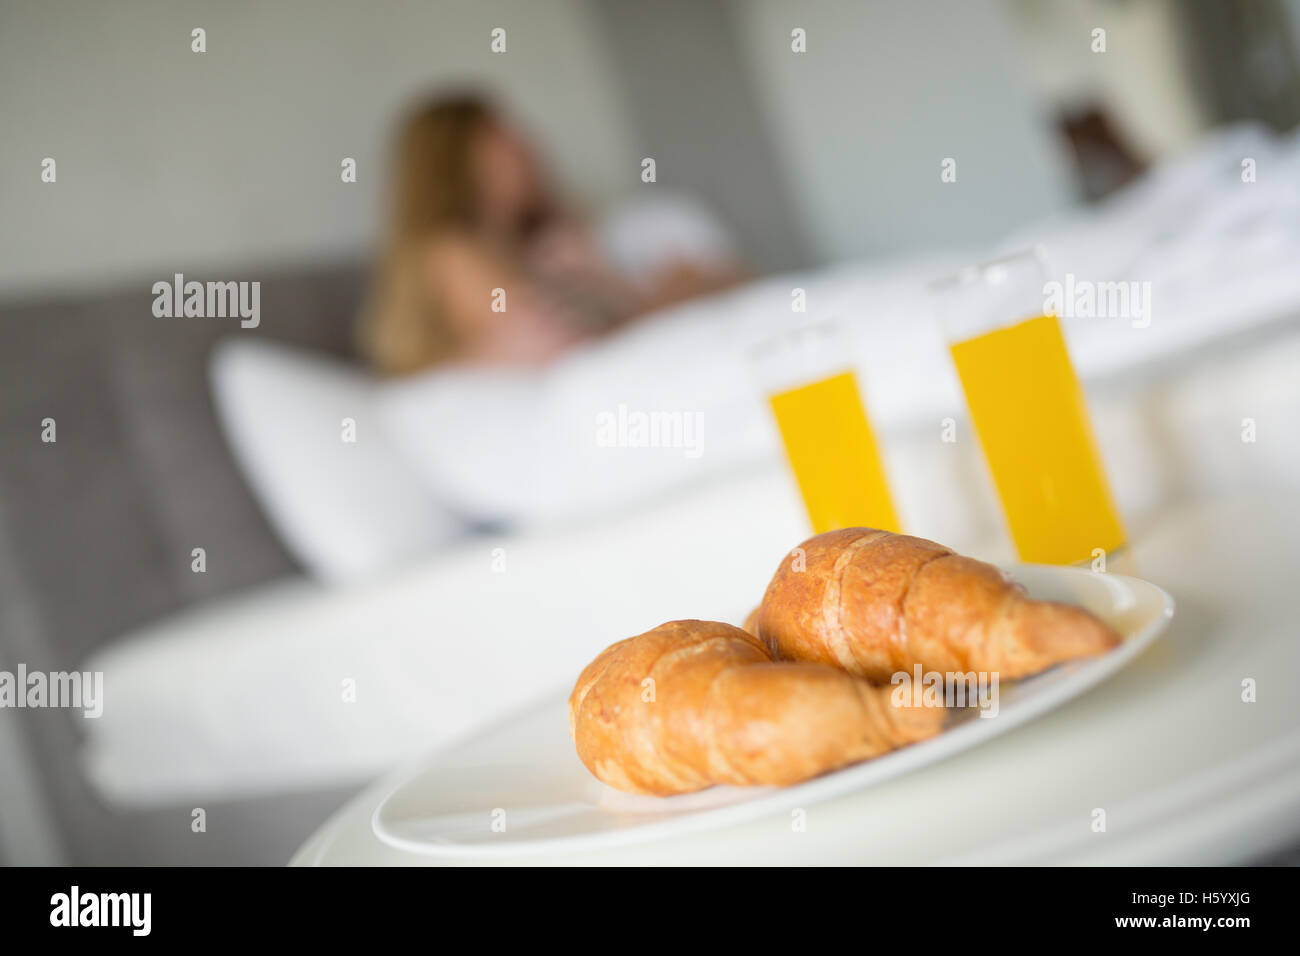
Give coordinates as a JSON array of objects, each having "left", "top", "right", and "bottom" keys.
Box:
[
  {"left": 82, "top": 463, "right": 810, "bottom": 807},
  {"left": 83, "top": 319, "right": 1300, "bottom": 806},
  {"left": 84, "top": 125, "right": 1300, "bottom": 805},
  {"left": 377, "top": 127, "right": 1300, "bottom": 529},
  {"left": 209, "top": 340, "right": 466, "bottom": 581}
]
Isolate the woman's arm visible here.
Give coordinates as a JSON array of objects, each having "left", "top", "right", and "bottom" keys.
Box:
[
  {"left": 427, "top": 234, "right": 589, "bottom": 365},
  {"left": 526, "top": 220, "right": 746, "bottom": 328},
  {"left": 632, "top": 259, "right": 747, "bottom": 316}
]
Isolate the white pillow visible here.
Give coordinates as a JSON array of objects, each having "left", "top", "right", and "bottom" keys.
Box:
[{"left": 210, "top": 340, "right": 463, "bottom": 581}]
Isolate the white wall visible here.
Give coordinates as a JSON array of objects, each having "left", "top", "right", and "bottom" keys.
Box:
[
  {"left": 728, "top": 0, "right": 1074, "bottom": 263},
  {"left": 0, "top": 0, "right": 638, "bottom": 299},
  {"left": 12, "top": 0, "right": 1197, "bottom": 298}
]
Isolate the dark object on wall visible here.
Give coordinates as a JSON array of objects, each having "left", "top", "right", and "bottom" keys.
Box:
[{"left": 1058, "top": 105, "right": 1149, "bottom": 202}]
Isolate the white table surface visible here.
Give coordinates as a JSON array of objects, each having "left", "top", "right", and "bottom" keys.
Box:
[{"left": 291, "top": 490, "right": 1300, "bottom": 865}]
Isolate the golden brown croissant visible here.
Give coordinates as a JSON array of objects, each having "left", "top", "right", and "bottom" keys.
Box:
[
  {"left": 568, "top": 619, "right": 946, "bottom": 795},
  {"left": 755, "top": 528, "right": 1119, "bottom": 682}
]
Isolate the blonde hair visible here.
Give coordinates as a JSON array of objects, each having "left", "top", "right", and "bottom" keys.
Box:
[{"left": 359, "top": 95, "right": 494, "bottom": 375}]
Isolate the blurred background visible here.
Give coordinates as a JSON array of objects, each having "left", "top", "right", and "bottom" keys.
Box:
[
  {"left": 2, "top": 0, "right": 1299, "bottom": 866},
  {"left": 7, "top": 0, "right": 1300, "bottom": 296}
]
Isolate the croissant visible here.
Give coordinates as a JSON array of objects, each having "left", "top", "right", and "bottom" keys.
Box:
[
  {"left": 755, "top": 528, "right": 1119, "bottom": 682},
  {"left": 569, "top": 619, "right": 945, "bottom": 795}
]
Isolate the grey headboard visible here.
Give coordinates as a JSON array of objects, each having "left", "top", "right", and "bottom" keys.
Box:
[{"left": 0, "top": 261, "right": 367, "bottom": 674}]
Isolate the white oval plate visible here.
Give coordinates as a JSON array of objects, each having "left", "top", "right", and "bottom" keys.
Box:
[{"left": 373, "top": 564, "right": 1173, "bottom": 858}]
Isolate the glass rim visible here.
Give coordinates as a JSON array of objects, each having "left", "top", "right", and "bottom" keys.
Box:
[
  {"left": 745, "top": 314, "right": 847, "bottom": 363},
  {"left": 926, "top": 246, "right": 1047, "bottom": 294}
]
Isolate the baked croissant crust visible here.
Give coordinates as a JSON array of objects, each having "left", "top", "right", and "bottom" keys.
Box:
[
  {"left": 755, "top": 528, "right": 1120, "bottom": 682},
  {"left": 568, "top": 619, "right": 945, "bottom": 795}
]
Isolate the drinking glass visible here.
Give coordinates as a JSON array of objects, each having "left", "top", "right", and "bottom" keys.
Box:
[
  {"left": 933, "top": 250, "right": 1125, "bottom": 565},
  {"left": 749, "top": 318, "right": 899, "bottom": 535}
]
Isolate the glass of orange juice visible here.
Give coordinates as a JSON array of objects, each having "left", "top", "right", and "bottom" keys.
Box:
[
  {"left": 749, "top": 318, "right": 900, "bottom": 534},
  {"left": 933, "top": 250, "right": 1125, "bottom": 565}
]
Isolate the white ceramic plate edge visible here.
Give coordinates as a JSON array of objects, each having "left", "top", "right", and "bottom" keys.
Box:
[{"left": 372, "top": 567, "right": 1174, "bottom": 858}]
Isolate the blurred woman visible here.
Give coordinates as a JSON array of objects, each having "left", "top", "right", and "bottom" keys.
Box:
[{"left": 360, "top": 94, "right": 742, "bottom": 375}]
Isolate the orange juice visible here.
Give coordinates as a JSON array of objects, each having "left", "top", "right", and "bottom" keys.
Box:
[
  {"left": 768, "top": 370, "right": 900, "bottom": 534},
  {"left": 949, "top": 313, "right": 1125, "bottom": 564}
]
